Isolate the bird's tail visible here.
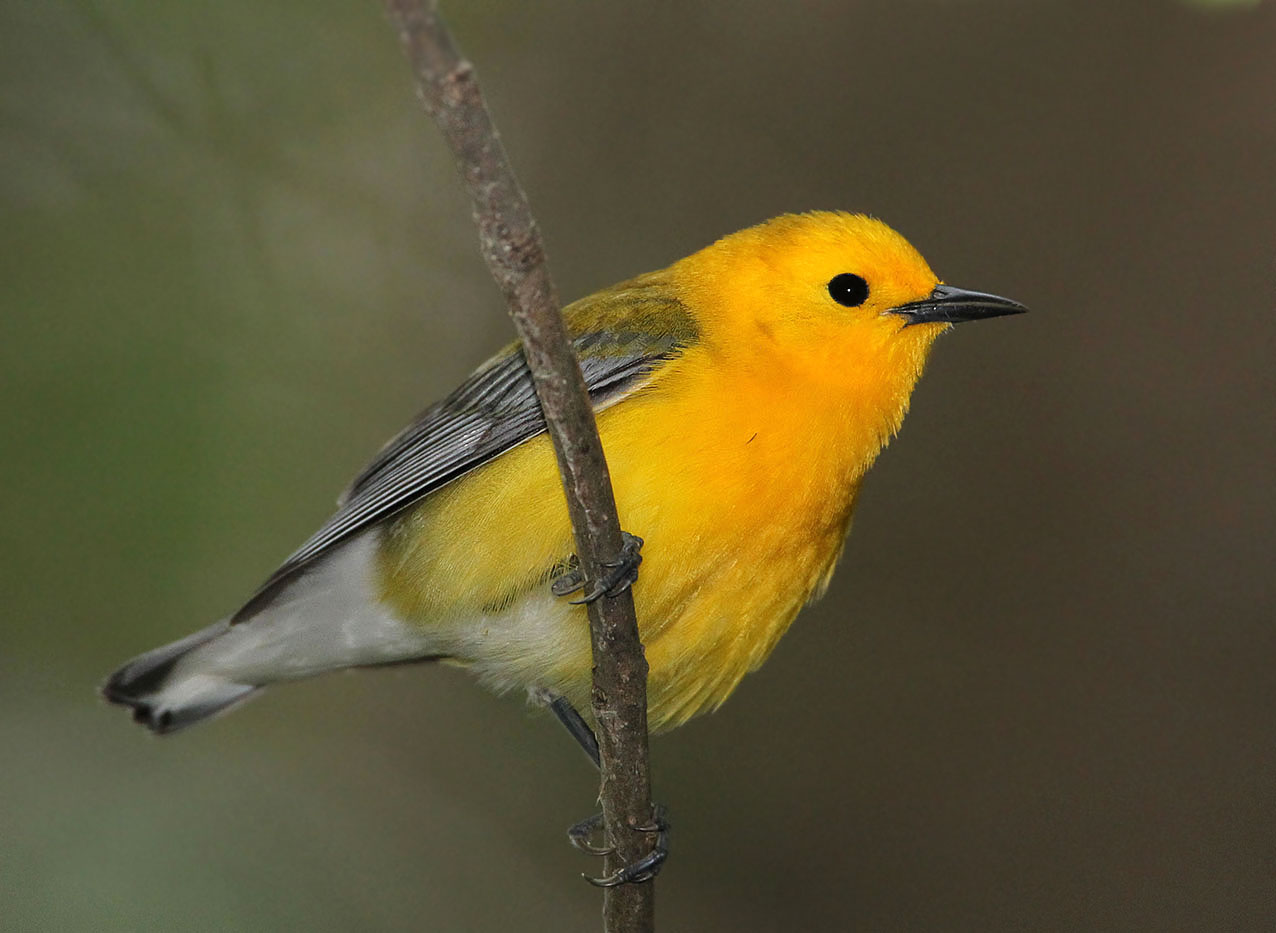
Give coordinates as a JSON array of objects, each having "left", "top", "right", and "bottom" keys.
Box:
[
  {"left": 102, "top": 532, "right": 447, "bottom": 734},
  {"left": 101, "top": 619, "right": 259, "bottom": 734}
]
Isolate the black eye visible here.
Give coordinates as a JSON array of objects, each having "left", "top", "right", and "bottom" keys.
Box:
[{"left": 827, "top": 273, "right": 869, "bottom": 307}]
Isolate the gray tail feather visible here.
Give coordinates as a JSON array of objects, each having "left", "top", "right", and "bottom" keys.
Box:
[{"left": 101, "top": 619, "right": 258, "bottom": 734}]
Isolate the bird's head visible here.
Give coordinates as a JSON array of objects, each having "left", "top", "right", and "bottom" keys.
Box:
[{"left": 674, "top": 211, "right": 1025, "bottom": 381}]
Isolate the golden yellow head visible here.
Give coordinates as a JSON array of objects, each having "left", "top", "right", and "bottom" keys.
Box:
[{"left": 672, "top": 211, "right": 1024, "bottom": 376}]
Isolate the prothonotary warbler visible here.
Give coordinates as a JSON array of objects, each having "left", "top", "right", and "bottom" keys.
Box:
[{"left": 103, "top": 211, "right": 1025, "bottom": 739}]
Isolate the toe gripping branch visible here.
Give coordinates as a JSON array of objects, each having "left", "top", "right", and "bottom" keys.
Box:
[
  {"left": 551, "top": 532, "right": 644, "bottom": 604},
  {"left": 568, "top": 805, "right": 670, "bottom": 887},
  {"left": 547, "top": 532, "right": 660, "bottom": 886}
]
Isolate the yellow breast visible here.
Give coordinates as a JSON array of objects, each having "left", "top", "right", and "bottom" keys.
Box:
[{"left": 596, "top": 339, "right": 910, "bottom": 726}]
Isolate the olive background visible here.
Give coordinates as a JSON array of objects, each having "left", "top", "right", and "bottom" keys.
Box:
[{"left": 2, "top": 1, "right": 1273, "bottom": 930}]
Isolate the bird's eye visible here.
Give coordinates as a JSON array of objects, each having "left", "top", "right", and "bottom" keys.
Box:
[{"left": 827, "top": 273, "right": 870, "bottom": 307}]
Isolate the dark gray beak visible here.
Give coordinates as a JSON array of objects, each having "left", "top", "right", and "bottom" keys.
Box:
[{"left": 889, "top": 284, "right": 1028, "bottom": 326}]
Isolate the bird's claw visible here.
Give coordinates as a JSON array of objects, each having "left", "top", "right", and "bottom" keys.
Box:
[
  {"left": 567, "top": 812, "right": 614, "bottom": 856},
  {"left": 571, "top": 804, "right": 669, "bottom": 887},
  {"left": 550, "top": 566, "right": 586, "bottom": 598},
  {"left": 550, "top": 532, "right": 644, "bottom": 604}
]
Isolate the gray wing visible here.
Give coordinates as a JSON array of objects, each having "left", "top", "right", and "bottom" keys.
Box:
[{"left": 233, "top": 287, "right": 696, "bottom": 623}]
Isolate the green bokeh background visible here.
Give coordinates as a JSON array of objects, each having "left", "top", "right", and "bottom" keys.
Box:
[{"left": 3, "top": 1, "right": 1273, "bottom": 929}]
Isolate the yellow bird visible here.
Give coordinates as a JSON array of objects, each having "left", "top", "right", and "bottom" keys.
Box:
[{"left": 104, "top": 211, "right": 1025, "bottom": 738}]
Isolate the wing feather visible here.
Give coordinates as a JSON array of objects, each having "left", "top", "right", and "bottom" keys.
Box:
[{"left": 233, "top": 278, "right": 696, "bottom": 623}]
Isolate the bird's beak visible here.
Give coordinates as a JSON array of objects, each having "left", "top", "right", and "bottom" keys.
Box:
[{"left": 888, "top": 284, "right": 1028, "bottom": 326}]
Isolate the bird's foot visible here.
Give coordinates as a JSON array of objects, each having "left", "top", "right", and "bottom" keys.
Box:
[
  {"left": 550, "top": 532, "right": 644, "bottom": 604},
  {"left": 568, "top": 804, "right": 669, "bottom": 886}
]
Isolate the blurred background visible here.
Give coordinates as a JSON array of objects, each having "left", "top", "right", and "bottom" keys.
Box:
[{"left": 2, "top": 0, "right": 1273, "bottom": 929}]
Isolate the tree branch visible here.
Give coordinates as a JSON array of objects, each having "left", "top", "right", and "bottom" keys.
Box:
[{"left": 381, "top": 2, "right": 656, "bottom": 929}]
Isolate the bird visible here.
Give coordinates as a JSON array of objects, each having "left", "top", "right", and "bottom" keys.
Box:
[{"left": 103, "top": 211, "right": 1025, "bottom": 743}]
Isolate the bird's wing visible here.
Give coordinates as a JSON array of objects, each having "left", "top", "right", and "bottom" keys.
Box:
[{"left": 233, "top": 275, "right": 697, "bottom": 623}]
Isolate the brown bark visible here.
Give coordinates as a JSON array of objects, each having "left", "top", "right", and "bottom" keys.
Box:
[{"left": 381, "top": 2, "right": 657, "bottom": 930}]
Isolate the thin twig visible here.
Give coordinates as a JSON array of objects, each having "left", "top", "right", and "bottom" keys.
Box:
[{"left": 381, "top": 2, "right": 657, "bottom": 930}]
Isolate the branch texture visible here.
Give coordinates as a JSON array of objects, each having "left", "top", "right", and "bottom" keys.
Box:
[{"left": 381, "top": 2, "right": 656, "bottom": 929}]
